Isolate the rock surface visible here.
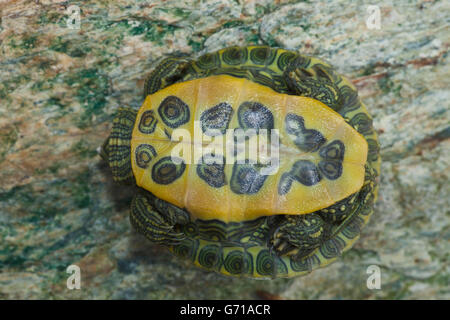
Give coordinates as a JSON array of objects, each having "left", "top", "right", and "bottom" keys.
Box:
[{"left": 0, "top": 0, "right": 448, "bottom": 299}]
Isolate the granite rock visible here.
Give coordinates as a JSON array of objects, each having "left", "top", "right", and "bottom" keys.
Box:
[{"left": 0, "top": 0, "right": 448, "bottom": 299}]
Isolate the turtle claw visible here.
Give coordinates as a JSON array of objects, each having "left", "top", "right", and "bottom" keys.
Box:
[{"left": 269, "top": 233, "right": 297, "bottom": 256}]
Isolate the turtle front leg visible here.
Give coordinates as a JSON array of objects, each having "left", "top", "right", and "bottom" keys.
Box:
[
  {"left": 130, "top": 190, "right": 189, "bottom": 245},
  {"left": 269, "top": 213, "right": 331, "bottom": 258},
  {"left": 144, "top": 57, "right": 190, "bottom": 97},
  {"left": 284, "top": 57, "right": 341, "bottom": 111}
]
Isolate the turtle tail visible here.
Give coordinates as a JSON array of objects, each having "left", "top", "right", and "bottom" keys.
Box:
[{"left": 101, "top": 107, "right": 137, "bottom": 184}]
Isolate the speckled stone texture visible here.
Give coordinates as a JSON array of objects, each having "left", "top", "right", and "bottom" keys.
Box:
[{"left": 0, "top": 0, "right": 448, "bottom": 299}]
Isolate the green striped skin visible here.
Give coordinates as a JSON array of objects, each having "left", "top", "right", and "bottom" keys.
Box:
[
  {"left": 111, "top": 46, "right": 380, "bottom": 279},
  {"left": 130, "top": 190, "right": 189, "bottom": 245}
]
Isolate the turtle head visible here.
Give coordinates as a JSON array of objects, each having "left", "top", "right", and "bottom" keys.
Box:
[{"left": 101, "top": 107, "right": 137, "bottom": 184}]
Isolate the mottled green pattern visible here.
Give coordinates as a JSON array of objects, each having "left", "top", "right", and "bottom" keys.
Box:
[{"left": 0, "top": 0, "right": 448, "bottom": 299}]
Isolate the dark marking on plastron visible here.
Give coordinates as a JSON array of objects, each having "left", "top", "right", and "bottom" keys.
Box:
[
  {"left": 138, "top": 110, "right": 158, "bottom": 134},
  {"left": 319, "top": 140, "right": 345, "bottom": 161},
  {"left": 197, "top": 154, "right": 226, "bottom": 188},
  {"left": 285, "top": 113, "right": 326, "bottom": 152},
  {"left": 318, "top": 140, "right": 345, "bottom": 180},
  {"left": 152, "top": 156, "right": 186, "bottom": 185},
  {"left": 237, "top": 101, "right": 274, "bottom": 132},
  {"left": 158, "top": 96, "right": 190, "bottom": 128},
  {"left": 135, "top": 144, "right": 157, "bottom": 169},
  {"left": 230, "top": 162, "right": 268, "bottom": 194},
  {"left": 290, "top": 160, "right": 322, "bottom": 186},
  {"left": 318, "top": 160, "right": 343, "bottom": 180},
  {"left": 200, "top": 103, "right": 233, "bottom": 136},
  {"left": 278, "top": 172, "right": 294, "bottom": 195},
  {"left": 277, "top": 160, "right": 323, "bottom": 195}
]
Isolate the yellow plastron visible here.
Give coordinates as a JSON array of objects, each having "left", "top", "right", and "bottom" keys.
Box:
[{"left": 131, "top": 75, "right": 367, "bottom": 222}]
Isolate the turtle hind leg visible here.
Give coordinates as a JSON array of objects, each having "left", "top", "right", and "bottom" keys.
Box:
[
  {"left": 269, "top": 213, "right": 331, "bottom": 258},
  {"left": 130, "top": 191, "right": 186, "bottom": 245},
  {"left": 284, "top": 57, "right": 341, "bottom": 111},
  {"left": 319, "top": 192, "right": 359, "bottom": 224},
  {"left": 101, "top": 107, "right": 137, "bottom": 184}
]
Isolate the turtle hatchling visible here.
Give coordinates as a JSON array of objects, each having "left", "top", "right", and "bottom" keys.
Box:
[{"left": 101, "top": 46, "right": 380, "bottom": 279}]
